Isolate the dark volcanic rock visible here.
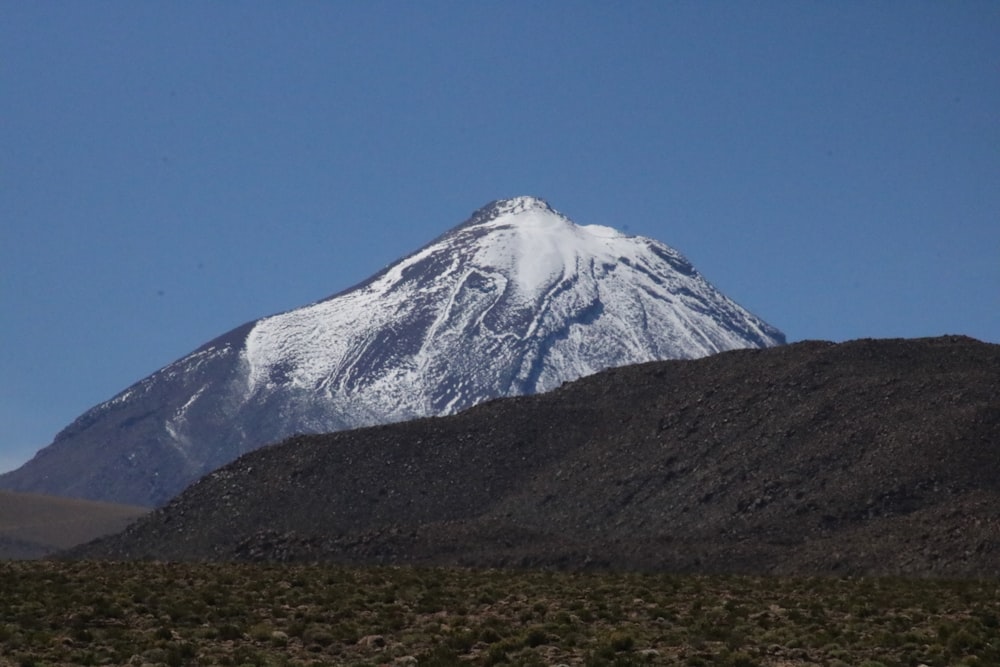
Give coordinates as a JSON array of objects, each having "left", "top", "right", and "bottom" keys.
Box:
[{"left": 66, "top": 336, "right": 1000, "bottom": 577}]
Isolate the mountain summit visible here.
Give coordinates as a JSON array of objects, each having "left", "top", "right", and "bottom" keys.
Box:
[{"left": 1, "top": 197, "right": 784, "bottom": 506}]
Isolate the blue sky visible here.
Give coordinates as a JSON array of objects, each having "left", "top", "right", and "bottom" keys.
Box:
[{"left": 2, "top": 2, "right": 998, "bottom": 474}]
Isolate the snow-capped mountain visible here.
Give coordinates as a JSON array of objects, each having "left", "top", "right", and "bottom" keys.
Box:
[{"left": 0, "top": 197, "right": 784, "bottom": 506}]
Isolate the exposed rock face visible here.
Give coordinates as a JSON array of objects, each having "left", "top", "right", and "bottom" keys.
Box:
[
  {"left": 66, "top": 336, "right": 1000, "bottom": 577},
  {"left": 1, "top": 197, "right": 782, "bottom": 506}
]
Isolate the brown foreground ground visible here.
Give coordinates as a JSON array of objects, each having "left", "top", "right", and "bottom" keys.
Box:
[
  {"left": 0, "top": 490, "right": 147, "bottom": 559},
  {"left": 1, "top": 560, "right": 998, "bottom": 666}
]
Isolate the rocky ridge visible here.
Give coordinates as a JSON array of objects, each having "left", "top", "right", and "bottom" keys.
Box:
[{"left": 67, "top": 335, "right": 1000, "bottom": 577}]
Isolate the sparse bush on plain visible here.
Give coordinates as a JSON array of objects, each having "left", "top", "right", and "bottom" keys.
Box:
[{"left": 0, "top": 560, "right": 998, "bottom": 665}]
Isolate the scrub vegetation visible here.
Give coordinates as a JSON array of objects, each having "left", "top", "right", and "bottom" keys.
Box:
[{"left": 2, "top": 560, "right": 998, "bottom": 666}]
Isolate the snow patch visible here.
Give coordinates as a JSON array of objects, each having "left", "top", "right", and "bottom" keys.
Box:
[{"left": 238, "top": 196, "right": 783, "bottom": 427}]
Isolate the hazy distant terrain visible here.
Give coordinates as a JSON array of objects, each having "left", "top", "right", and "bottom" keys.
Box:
[
  {"left": 69, "top": 335, "right": 1000, "bottom": 577},
  {"left": 0, "top": 490, "right": 147, "bottom": 559}
]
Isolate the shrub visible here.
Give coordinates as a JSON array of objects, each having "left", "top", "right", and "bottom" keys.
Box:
[{"left": 523, "top": 627, "right": 548, "bottom": 647}]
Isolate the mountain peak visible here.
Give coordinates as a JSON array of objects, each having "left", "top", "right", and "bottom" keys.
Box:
[
  {"left": 493, "top": 195, "right": 553, "bottom": 216},
  {"left": 0, "top": 198, "right": 785, "bottom": 506},
  {"left": 463, "top": 196, "right": 558, "bottom": 229}
]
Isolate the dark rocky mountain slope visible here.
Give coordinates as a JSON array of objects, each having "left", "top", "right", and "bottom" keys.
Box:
[{"left": 68, "top": 336, "right": 1000, "bottom": 577}]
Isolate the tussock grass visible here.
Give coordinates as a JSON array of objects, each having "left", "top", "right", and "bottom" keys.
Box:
[{"left": 1, "top": 561, "right": 998, "bottom": 666}]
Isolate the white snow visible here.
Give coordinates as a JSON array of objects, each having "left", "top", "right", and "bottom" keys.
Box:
[
  {"left": 471, "top": 207, "right": 634, "bottom": 298},
  {"left": 175, "top": 385, "right": 206, "bottom": 419},
  {"left": 238, "top": 197, "right": 783, "bottom": 431}
]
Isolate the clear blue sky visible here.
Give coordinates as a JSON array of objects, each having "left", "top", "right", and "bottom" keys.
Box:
[{"left": 2, "top": 2, "right": 998, "bottom": 473}]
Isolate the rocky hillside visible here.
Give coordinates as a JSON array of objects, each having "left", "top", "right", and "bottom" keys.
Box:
[{"left": 67, "top": 336, "right": 1000, "bottom": 577}]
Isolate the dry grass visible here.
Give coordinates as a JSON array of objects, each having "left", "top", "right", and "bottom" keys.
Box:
[{"left": 1, "top": 561, "right": 998, "bottom": 666}]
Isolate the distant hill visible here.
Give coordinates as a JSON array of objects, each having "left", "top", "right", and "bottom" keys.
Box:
[
  {"left": 0, "top": 490, "right": 147, "bottom": 559},
  {"left": 1, "top": 196, "right": 782, "bottom": 507},
  {"left": 68, "top": 336, "right": 1000, "bottom": 577}
]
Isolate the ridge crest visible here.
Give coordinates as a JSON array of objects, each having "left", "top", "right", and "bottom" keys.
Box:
[{"left": 464, "top": 196, "right": 557, "bottom": 228}]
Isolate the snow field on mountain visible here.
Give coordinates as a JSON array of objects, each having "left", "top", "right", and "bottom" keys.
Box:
[{"left": 241, "top": 197, "right": 782, "bottom": 423}]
